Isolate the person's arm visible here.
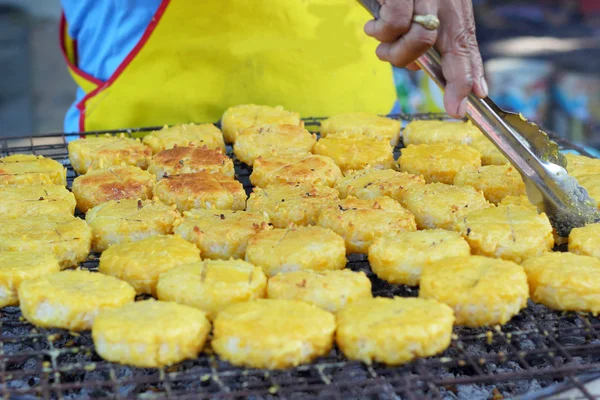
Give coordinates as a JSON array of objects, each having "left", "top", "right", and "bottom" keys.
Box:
[{"left": 363, "top": 0, "right": 488, "bottom": 118}]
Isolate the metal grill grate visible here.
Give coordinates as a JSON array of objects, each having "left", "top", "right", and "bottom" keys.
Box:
[{"left": 2, "top": 113, "right": 600, "bottom": 400}]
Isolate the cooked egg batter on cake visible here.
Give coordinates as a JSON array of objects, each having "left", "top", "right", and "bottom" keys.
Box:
[
  {"left": 319, "top": 112, "right": 401, "bottom": 146},
  {"left": 142, "top": 123, "right": 226, "bottom": 154},
  {"left": 334, "top": 168, "right": 425, "bottom": 203},
  {"left": 221, "top": 104, "right": 302, "bottom": 144},
  {"left": 250, "top": 153, "right": 342, "bottom": 188},
  {"left": 0, "top": 154, "right": 66, "bottom": 186},
  {"left": 148, "top": 145, "right": 234, "bottom": 179}
]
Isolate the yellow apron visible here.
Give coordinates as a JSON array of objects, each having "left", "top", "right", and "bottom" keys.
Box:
[{"left": 61, "top": 0, "right": 396, "bottom": 132}]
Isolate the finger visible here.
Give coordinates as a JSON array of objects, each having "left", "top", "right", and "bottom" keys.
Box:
[
  {"left": 375, "top": 0, "right": 439, "bottom": 67},
  {"left": 406, "top": 62, "right": 421, "bottom": 71},
  {"left": 462, "top": 0, "right": 488, "bottom": 98},
  {"left": 364, "top": 0, "right": 414, "bottom": 43}
]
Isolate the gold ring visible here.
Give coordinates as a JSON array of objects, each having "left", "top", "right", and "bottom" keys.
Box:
[{"left": 412, "top": 14, "right": 440, "bottom": 30}]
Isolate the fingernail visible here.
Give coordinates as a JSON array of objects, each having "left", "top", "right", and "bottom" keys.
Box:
[
  {"left": 457, "top": 98, "right": 468, "bottom": 117},
  {"left": 480, "top": 76, "right": 489, "bottom": 97},
  {"left": 365, "top": 20, "right": 375, "bottom": 35}
]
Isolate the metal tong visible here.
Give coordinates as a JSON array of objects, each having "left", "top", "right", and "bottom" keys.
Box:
[{"left": 358, "top": 0, "right": 600, "bottom": 237}]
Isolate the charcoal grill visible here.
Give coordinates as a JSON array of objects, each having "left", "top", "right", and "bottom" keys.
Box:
[{"left": 2, "top": 113, "right": 600, "bottom": 400}]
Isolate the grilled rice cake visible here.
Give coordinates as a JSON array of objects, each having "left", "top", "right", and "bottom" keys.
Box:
[
  {"left": 99, "top": 235, "right": 201, "bottom": 296},
  {"left": 336, "top": 297, "right": 454, "bottom": 365},
  {"left": 565, "top": 153, "right": 600, "bottom": 179},
  {"left": 569, "top": 223, "right": 600, "bottom": 258},
  {"left": 319, "top": 112, "right": 401, "bottom": 146},
  {"left": 313, "top": 132, "right": 394, "bottom": 173},
  {"left": 573, "top": 174, "right": 600, "bottom": 208},
  {"left": 174, "top": 209, "right": 271, "bottom": 260},
  {"left": 0, "top": 214, "right": 91, "bottom": 269},
  {"left": 233, "top": 124, "right": 316, "bottom": 166},
  {"left": 148, "top": 145, "right": 234, "bottom": 179},
  {"left": 399, "top": 143, "right": 481, "bottom": 184},
  {"left": 212, "top": 299, "right": 335, "bottom": 369},
  {"left": 156, "top": 259, "right": 267, "bottom": 320},
  {"left": 368, "top": 230, "right": 471, "bottom": 286},
  {"left": 92, "top": 300, "right": 210, "bottom": 367},
  {"left": 522, "top": 252, "right": 600, "bottom": 314},
  {"left": 402, "top": 120, "right": 482, "bottom": 146},
  {"left": 245, "top": 226, "right": 346, "bottom": 277},
  {"left": 250, "top": 153, "right": 342, "bottom": 188},
  {"left": 454, "top": 165, "right": 525, "bottom": 204},
  {"left": 334, "top": 168, "right": 425, "bottom": 203},
  {"left": 221, "top": 104, "right": 302, "bottom": 144},
  {"left": 0, "top": 154, "right": 66, "bottom": 186},
  {"left": 72, "top": 166, "right": 155, "bottom": 213},
  {"left": 0, "top": 185, "right": 75, "bottom": 218},
  {"left": 154, "top": 171, "right": 246, "bottom": 212},
  {"left": 317, "top": 196, "right": 416, "bottom": 254},
  {"left": 142, "top": 123, "right": 226, "bottom": 154},
  {"left": 498, "top": 195, "right": 536, "bottom": 211},
  {"left": 19, "top": 270, "right": 135, "bottom": 331},
  {"left": 68, "top": 134, "right": 152, "bottom": 174},
  {"left": 401, "top": 182, "right": 492, "bottom": 230},
  {"left": 0, "top": 251, "right": 60, "bottom": 307},
  {"left": 454, "top": 205, "right": 553, "bottom": 263},
  {"left": 85, "top": 199, "right": 181, "bottom": 252},
  {"left": 267, "top": 269, "right": 372, "bottom": 313},
  {"left": 420, "top": 255, "right": 529, "bottom": 327},
  {"left": 246, "top": 183, "right": 339, "bottom": 228},
  {"left": 470, "top": 137, "right": 508, "bottom": 165}
]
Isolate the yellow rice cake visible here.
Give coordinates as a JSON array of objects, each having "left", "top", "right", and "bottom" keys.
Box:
[
  {"left": 99, "top": 235, "right": 201, "bottom": 295},
  {"left": 565, "top": 153, "right": 600, "bottom": 179},
  {"left": 334, "top": 168, "right": 425, "bottom": 203},
  {"left": 173, "top": 209, "right": 270, "bottom": 260},
  {"left": 267, "top": 269, "right": 372, "bottom": 313},
  {"left": 317, "top": 196, "right": 416, "bottom": 254},
  {"left": 19, "top": 270, "right": 135, "bottom": 331},
  {"left": 245, "top": 225, "right": 346, "bottom": 277},
  {"left": 250, "top": 153, "right": 342, "bottom": 188},
  {"left": 92, "top": 300, "right": 210, "bottom": 367},
  {"left": 212, "top": 299, "right": 335, "bottom": 369},
  {"left": 0, "top": 252, "right": 60, "bottom": 307},
  {"left": 575, "top": 174, "right": 600, "bottom": 208},
  {"left": 453, "top": 165, "right": 525, "bottom": 204},
  {"left": 402, "top": 120, "right": 482, "bottom": 146},
  {"left": 319, "top": 112, "right": 401, "bottom": 146},
  {"left": 221, "top": 104, "right": 302, "bottom": 144},
  {"left": 522, "top": 252, "right": 600, "bottom": 314},
  {"left": 419, "top": 255, "right": 529, "bottom": 327},
  {"left": 399, "top": 143, "right": 481, "bottom": 184},
  {"left": 469, "top": 137, "right": 508, "bottom": 165},
  {"left": 142, "top": 123, "right": 226, "bottom": 154},
  {"left": 0, "top": 185, "right": 75, "bottom": 217},
  {"left": 368, "top": 229, "right": 471, "bottom": 286},
  {"left": 499, "top": 195, "right": 537, "bottom": 211},
  {"left": 148, "top": 145, "right": 234, "bottom": 179},
  {"left": 336, "top": 297, "right": 454, "bottom": 365},
  {"left": 0, "top": 154, "right": 66, "bottom": 186},
  {"left": 569, "top": 223, "right": 600, "bottom": 258},
  {"left": 85, "top": 199, "right": 181, "bottom": 252},
  {"left": 156, "top": 259, "right": 267, "bottom": 320}
]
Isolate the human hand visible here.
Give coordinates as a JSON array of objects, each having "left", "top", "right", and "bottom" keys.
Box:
[{"left": 364, "top": 0, "right": 488, "bottom": 118}]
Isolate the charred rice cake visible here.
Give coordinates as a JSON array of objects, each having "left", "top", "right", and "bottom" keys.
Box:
[
  {"left": 246, "top": 183, "right": 339, "bottom": 228},
  {"left": 402, "top": 120, "right": 482, "bottom": 146},
  {"left": 319, "top": 112, "right": 401, "bottom": 146},
  {"left": 313, "top": 132, "right": 394, "bottom": 173},
  {"left": 221, "top": 104, "right": 302, "bottom": 144},
  {"left": 522, "top": 252, "right": 600, "bottom": 314},
  {"left": 245, "top": 225, "right": 346, "bottom": 276},
  {"left": 85, "top": 199, "right": 181, "bottom": 252},
  {"left": 99, "top": 235, "right": 201, "bottom": 295},
  {"left": 454, "top": 205, "right": 553, "bottom": 263},
  {"left": 334, "top": 168, "right": 425, "bottom": 203},
  {"left": 0, "top": 214, "right": 91, "bottom": 269},
  {"left": 401, "top": 183, "right": 492, "bottom": 230},
  {"left": 92, "top": 300, "right": 210, "bottom": 367},
  {"left": 174, "top": 209, "right": 270, "bottom": 260},
  {"left": 142, "top": 123, "right": 226, "bottom": 154},
  {"left": 72, "top": 166, "right": 155, "bottom": 213},
  {"left": 68, "top": 134, "right": 152, "bottom": 174},
  {"left": 154, "top": 171, "right": 246, "bottom": 212},
  {"left": 0, "top": 252, "right": 60, "bottom": 307},
  {"left": 454, "top": 165, "right": 525, "bottom": 204},
  {"left": 0, "top": 185, "right": 75, "bottom": 217},
  {"left": 368, "top": 230, "right": 471, "bottom": 286},
  {"left": 233, "top": 124, "right": 316, "bottom": 166},
  {"left": 267, "top": 269, "right": 372, "bottom": 313},
  {"left": 156, "top": 259, "right": 267, "bottom": 320},
  {"left": 569, "top": 223, "right": 600, "bottom": 258},
  {"left": 19, "top": 270, "right": 135, "bottom": 331},
  {"left": 250, "top": 153, "right": 342, "bottom": 188},
  {"left": 470, "top": 137, "right": 508, "bottom": 165},
  {"left": 419, "top": 255, "right": 529, "bottom": 327},
  {"left": 148, "top": 145, "right": 234, "bottom": 179},
  {"left": 212, "top": 299, "right": 335, "bottom": 369},
  {"left": 565, "top": 153, "right": 600, "bottom": 178},
  {"left": 336, "top": 297, "right": 454, "bottom": 365},
  {"left": 0, "top": 154, "right": 66, "bottom": 186},
  {"left": 399, "top": 143, "right": 481, "bottom": 184},
  {"left": 317, "top": 196, "right": 416, "bottom": 254}
]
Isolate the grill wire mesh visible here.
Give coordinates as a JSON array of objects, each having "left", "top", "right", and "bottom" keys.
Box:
[{"left": 2, "top": 113, "right": 600, "bottom": 400}]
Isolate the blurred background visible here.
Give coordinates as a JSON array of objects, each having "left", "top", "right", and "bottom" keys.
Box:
[{"left": 0, "top": 0, "right": 599, "bottom": 151}]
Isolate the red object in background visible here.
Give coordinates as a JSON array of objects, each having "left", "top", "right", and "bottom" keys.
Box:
[{"left": 581, "top": 0, "right": 600, "bottom": 13}]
